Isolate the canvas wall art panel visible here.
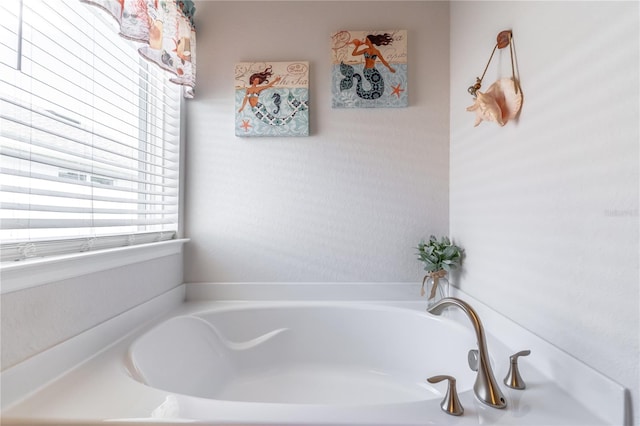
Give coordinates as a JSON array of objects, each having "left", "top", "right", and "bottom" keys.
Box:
[
  {"left": 331, "top": 30, "right": 407, "bottom": 108},
  {"left": 235, "top": 62, "right": 309, "bottom": 137}
]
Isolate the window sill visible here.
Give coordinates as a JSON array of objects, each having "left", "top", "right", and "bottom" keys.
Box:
[{"left": 0, "top": 239, "right": 189, "bottom": 294}]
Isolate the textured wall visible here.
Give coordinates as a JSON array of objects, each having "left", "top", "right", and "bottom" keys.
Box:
[
  {"left": 185, "top": 1, "right": 451, "bottom": 282},
  {"left": 1, "top": 254, "right": 183, "bottom": 369},
  {"left": 449, "top": 2, "right": 639, "bottom": 424}
]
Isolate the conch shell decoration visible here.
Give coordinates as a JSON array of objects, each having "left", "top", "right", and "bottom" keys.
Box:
[{"left": 466, "top": 78, "right": 522, "bottom": 127}]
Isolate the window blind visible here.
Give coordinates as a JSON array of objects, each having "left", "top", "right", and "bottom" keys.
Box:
[{"left": 0, "top": 0, "right": 181, "bottom": 262}]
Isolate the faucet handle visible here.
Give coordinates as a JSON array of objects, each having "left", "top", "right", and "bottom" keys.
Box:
[
  {"left": 427, "top": 375, "right": 464, "bottom": 416},
  {"left": 504, "top": 349, "right": 531, "bottom": 389}
]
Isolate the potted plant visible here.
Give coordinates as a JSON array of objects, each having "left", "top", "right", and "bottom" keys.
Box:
[{"left": 416, "top": 235, "right": 463, "bottom": 306}]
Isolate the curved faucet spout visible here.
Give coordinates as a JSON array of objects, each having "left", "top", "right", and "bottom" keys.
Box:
[{"left": 428, "top": 297, "right": 507, "bottom": 409}]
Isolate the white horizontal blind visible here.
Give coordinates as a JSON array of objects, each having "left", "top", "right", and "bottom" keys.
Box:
[{"left": 0, "top": 0, "right": 181, "bottom": 262}]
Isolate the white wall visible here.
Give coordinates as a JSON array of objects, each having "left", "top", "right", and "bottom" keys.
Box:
[
  {"left": 449, "top": 2, "right": 639, "bottom": 424},
  {"left": 185, "top": 1, "right": 451, "bottom": 282},
  {"left": 1, "top": 254, "right": 183, "bottom": 369}
]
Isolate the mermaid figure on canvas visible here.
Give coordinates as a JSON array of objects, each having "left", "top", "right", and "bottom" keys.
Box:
[
  {"left": 238, "top": 66, "right": 307, "bottom": 126},
  {"left": 340, "top": 33, "right": 396, "bottom": 100}
]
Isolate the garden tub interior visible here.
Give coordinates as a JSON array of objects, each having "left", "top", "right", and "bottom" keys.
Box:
[{"left": 126, "top": 304, "right": 477, "bottom": 405}]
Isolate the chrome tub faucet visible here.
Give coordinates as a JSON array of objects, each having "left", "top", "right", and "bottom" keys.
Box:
[{"left": 427, "top": 297, "right": 507, "bottom": 409}]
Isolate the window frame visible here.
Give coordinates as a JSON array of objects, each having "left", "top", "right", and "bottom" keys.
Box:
[{"left": 0, "top": 0, "right": 185, "bottom": 268}]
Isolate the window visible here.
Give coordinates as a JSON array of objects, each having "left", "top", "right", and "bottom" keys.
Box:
[{"left": 0, "top": 0, "right": 182, "bottom": 262}]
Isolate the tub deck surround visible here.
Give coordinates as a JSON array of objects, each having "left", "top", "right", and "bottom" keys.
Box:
[{"left": 0, "top": 283, "right": 626, "bottom": 425}]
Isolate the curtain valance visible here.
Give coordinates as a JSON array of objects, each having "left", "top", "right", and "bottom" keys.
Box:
[{"left": 82, "top": 0, "right": 196, "bottom": 98}]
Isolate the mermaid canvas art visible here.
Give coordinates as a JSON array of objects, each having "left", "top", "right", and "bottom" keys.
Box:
[
  {"left": 331, "top": 30, "right": 407, "bottom": 108},
  {"left": 235, "top": 62, "right": 309, "bottom": 137}
]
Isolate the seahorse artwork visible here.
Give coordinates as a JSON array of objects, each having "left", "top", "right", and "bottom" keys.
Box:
[
  {"left": 272, "top": 93, "right": 281, "bottom": 114},
  {"left": 235, "top": 62, "right": 309, "bottom": 137},
  {"left": 331, "top": 30, "right": 407, "bottom": 108}
]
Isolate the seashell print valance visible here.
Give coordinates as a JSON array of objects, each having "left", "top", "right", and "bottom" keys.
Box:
[{"left": 81, "top": 0, "right": 196, "bottom": 98}]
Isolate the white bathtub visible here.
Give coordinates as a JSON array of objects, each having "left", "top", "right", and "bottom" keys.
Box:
[
  {"left": 126, "top": 304, "right": 476, "bottom": 406},
  {"left": 0, "top": 286, "right": 625, "bottom": 425}
]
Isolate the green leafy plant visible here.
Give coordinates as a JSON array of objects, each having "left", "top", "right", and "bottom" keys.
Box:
[{"left": 416, "top": 235, "right": 463, "bottom": 273}]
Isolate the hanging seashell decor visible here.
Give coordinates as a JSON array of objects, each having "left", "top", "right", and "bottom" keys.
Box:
[
  {"left": 466, "top": 30, "right": 523, "bottom": 127},
  {"left": 467, "top": 78, "right": 522, "bottom": 127}
]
